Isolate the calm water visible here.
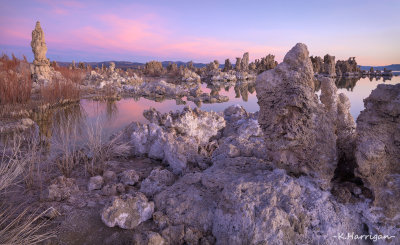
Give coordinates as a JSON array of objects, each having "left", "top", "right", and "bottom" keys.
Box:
[{"left": 32, "top": 76, "right": 399, "bottom": 144}]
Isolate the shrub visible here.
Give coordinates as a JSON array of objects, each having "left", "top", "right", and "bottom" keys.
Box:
[{"left": 0, "top": 54, "right": 32, "bottom": 105}]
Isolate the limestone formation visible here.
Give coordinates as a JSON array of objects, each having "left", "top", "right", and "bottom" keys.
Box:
[
  {"left": 310, "top": 56, "right": 323, "bottom": 74},
  {"left": 256, "top": 43, "right": 338, "bottom": 189},
  {"left": 335, "top": 57, "right": 360, "bottom": 76},
  {"left": 240, "top": 52, "right": 249, "bottom": 71},
  {"left": 323, "top": 54, "right": 336, "bottom": 76},
  {"left": 108, "top": 62, "right": 115, "bottom": 73},
  {"left": 140, "top": 168, "right": 176, "bottom": 197},
  {"left": 126, "top": 107, "right": 225, "bottom": 173},
  {"left": 235, "top": 57, "right": 241, "bottom": 71},
  {"left": 119, "top": 169, "right": 139, "bottom": 186},
  {"left": 153, "top": 157, "right": 364, "bottom": 244},
  {"left": 222, "top": 59, "right": 232, "bottom": 72},
  {"left": 145, "top": 61, "right": 164, "bottom": 76},
  {"left": 101, "top": 193, "right": 154, "bottom": 229},
  {"left": 167, "top": 62, "right": 178, "bottom": 75},
  {"left": 254, "top": 54, "right": 277, "bottom": 74},
  {"left": 31, "top": 21, "right": 51, "bottom": 79},
  {"left": 355, "top": 84, "right": 400, "bottom": 219}
]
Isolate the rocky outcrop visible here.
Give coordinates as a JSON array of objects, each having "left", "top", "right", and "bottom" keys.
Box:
[
  {"left": 140, "top": 168, "right": 176, "bottom": 197},
  {"left": 31, "top": 21, "right": 51, "bottom": 80},
  {"left": 235, "top": 57, "right": 241, "bottom": 71},
  {"left": 310, "top": 56, "right": 323, "bottom": 74},
  {"left": 86, "top": 70, "right": 143, "bottom": 89},
  {"left": 355, "top": 84, "right": 400, "bottom": 220},
  {"left": 101, "top": 193, "right": 154, "bottom": 229},
  {"left": 336, "top": 57, "right": 360, "bottom": 77},
  {"left": 222, "top": 59, "right": 232, "bottom": 72},
  {"left": 256, "top": 43, "right": 338, "bottom": 189},
  {"left": 254, "top": 54, "right": 278, "bottom": 74},
  {"left": 153, "top": 157, "right": 364, "bottom": 244},
  {"left": 240, "top": 52, "right": 249, "bottom": 71},
  {"left": 145, "top": 61, "right": 164, "bottom": 76},
  {"left": 178, "top": 67, "right": 201, "bottom": 83},
  {"left": 212, "top": 105, "right": 266, "bottom": 161},
  {"left": 323, "top": 54, "right": 336, "bottom": 77},
  {"left": 125, "top": 107, "right": 225, "bottom": 174}
]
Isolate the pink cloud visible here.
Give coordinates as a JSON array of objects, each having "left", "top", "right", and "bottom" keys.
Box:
[{"left": 42, "top": 13, "right": 286, "bottom": 62}]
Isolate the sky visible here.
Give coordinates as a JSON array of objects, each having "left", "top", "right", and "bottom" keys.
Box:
[{"left": 0, "top": 0, "right": 399, "bottom": 65}]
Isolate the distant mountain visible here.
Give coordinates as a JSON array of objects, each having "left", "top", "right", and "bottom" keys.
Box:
[
  {"left": 360, "top": 64, "right": 400, "bottom": 71},
  {"left": 56, "top": 60, "right": 211, "bottom": 70}
]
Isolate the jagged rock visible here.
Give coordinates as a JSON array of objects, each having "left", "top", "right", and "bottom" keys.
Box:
[
  {"left": 31, "top": 21, "right": 51, "bottom": 80},
  {"left": 140, "top": 168, "right": 175, "bottom": 197},
  {"left": 256, "top": 43, "right": 337, "bottom": 189},
  {"left": 235, "top": 57, "right": 241, "bottom": 71},
  {"left": 212, "top": 105, "right": 265, "bottom": 161},
  {"left": 241, "top": 52, "right": 249, "bottom": 71},
  {"left": 178, "top": 68, "right": 201, "bottom": 83},
  {"left": 101, "top": 193, "right": 154, "bottom": 229},
  {"left": 119, "top": 169, "right": 139, "bottom": 186},
  {"left": 355, "top": 84, "right": 400, "bottom": 220},
  {"left": 48, "top": 176, "right": 79, "bottom": 201},
  {"left": 154, "top": 157, "right": 364, "bottom": 244},
  {"left": 323, "top": 54, "right": 336, "bottom": 77},
  {"left": 310, "top": 56, "right": 323, "bottom": 74},
  {"left": 88, "top": 175, "right": 104, "bottom": 191},
  {"left": 336, "top": 57, "right": 360, "bottom": 77},
  {"left": 126, "top": 107, "right": 225, "bottom": 174},
  {"left": 222, "top": 59, "right": 232, "bottom": 72},
  {"left": 254, "top": 54, "right": 277, "bottom": 74}
]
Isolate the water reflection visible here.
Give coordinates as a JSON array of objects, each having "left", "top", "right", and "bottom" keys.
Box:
[
  {"left": 28, "top": 76, "right": 399, "bottom": 144},
  {"left": 31, "top": 103, "right": 86, "bottom": 151}
]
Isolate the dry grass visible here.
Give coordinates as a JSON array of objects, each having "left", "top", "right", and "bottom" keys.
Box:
[
  {"left": 0, "top": 205, "right": 55, "bottom": 245},
  {"left": 84, "top": 119, "right": 130, "bottom": 176},
  {"left": 40, "top": 76, "right": 80, "bottom": 104},
  {"left": 0, "top": 133, "right": 54, "bottom": 244},
  {"left": 0, "top": 134, "right": 26, "bottom": 192},
  {"left": 54, "top": 66, "right": 85, "bottom": 85},
  {"left": 0, "top": 54, "right": 32, "bottom": 105},
  {"left": 51, "top": 115, "right": 83, "bottom": 177}
]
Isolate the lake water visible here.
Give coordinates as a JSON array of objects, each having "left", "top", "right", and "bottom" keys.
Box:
[{"left": 33, "top": 76, "right": 399, "bottom": 145}]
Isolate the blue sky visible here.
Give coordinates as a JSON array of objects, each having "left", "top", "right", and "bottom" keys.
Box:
[{"left": 0, "top": 0, "right": 399, "bottom": 65}]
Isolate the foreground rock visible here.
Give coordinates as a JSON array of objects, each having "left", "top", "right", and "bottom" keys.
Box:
[
  {"left": 101, "top": 193, "right": 154, "bottom": 229},
  {"left": 256, "top": 43, "right": 338, "bottom": 189},
  {"left": 154, "top": 157, "right": 364, "bottom": 244},
  {"left": 355, "top": 83, "right": 400, "bottom": 221},
  {"left": 125, "top": 107, "right": 225, "bottom": 174}
]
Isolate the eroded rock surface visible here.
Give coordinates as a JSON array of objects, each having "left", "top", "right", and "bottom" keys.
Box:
[
  {"left": 154, "top": 157, "right": 364, "bottom": 245},
  {"left": 31, "top": 21, "right": 51, "bottom": 80},
  {"left": 101, "top": 193, "right": 154, "bottom": 229},
  {"left": 126, "top": 106, "right": 225, "bottom": 174},
  {"left": 355, "top": 83, "right": 400, "bottom": 220},
  {"left": 256, "top": 43, "right": 337, "bottom": 189}
]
